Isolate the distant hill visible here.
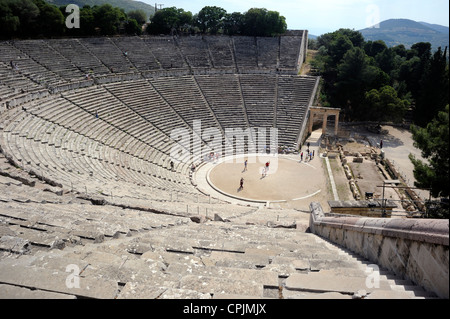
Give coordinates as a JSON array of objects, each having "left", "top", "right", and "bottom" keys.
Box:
[
  {"left": 46, "top": 0, "right": 155, "bottom": 21},
  {"left": 359, "top": 19, "right": 449, "bottom": 50}
]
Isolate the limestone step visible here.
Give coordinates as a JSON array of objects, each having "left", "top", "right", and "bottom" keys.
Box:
[
  {"left": 179, "top": 274, "right": 264, "bottom": 298},
  {"left": 0, "top": 284, "right": 77, "bottom": 299},
  {"left": 0, "top": 262, "right": 119, "bottom": 299}
]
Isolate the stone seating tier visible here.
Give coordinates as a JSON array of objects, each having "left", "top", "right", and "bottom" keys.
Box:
[{"left": 0, "top": 171, "right": 433, "bottom": 299}]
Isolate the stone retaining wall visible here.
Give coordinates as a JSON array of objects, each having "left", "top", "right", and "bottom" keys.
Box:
[{"left": 309, "top": 202, "right": 449, "bottom": 298}]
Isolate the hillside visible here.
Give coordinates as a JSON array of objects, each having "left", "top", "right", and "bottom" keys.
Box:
[
  {"left": 46, "top": 0, "right": 155, "bottom": 21},
  {"left": 359, "top": 19, "right": 449, "bottom": 50}
]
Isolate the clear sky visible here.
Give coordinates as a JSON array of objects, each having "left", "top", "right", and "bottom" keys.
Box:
[{"left": 139, "top": 0, "right": 449, "bottom": 35}]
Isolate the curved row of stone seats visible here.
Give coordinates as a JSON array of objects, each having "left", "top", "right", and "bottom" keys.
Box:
[
  {"left": 0, "top": 41, "right": 64, "bottom": 88},
  {"left": 2, "top": 99, "right": 199, "bottom": 199},
  {"left": 78, "top": 38, "right": 135, "bottom": 74},
  {"left": 233, "top": 37, "right": 258, "bottom": 71},
  {"left": 0, "top": 62, "right": 42, "bottom": 99},
  {"left": 195, "top": 74, "right": 248, "bottom": 130},
  {"left": 240, "top": 74, "right": 276, "bottom": 129},
  {"left": 177, "top": 36, "right": 212, "bottom": 69},
  {"left": 111, "top": 37, "right": 161, "bottom": 71},
  {"left": 61, "top": 86, "right": 174, "bottom": 153},
  {"left": 203, "top": 36, "right": 236, "bottom": 69},
  {"left": 149, "top": 76, "right": 222, "bottom": 132},
  {"left": 0, "top": 178, "right": 191, "bottom": 255},
  {"left": 47, "top": 39, "right": 111, "bottom": 75},
  {"left": 279, "top": 35, "right": 304, "bottom": 70},
  {"left": 3, "top": 121, "right": 197, "bottom": 203},
  {"left": 276, "top": 76, "right": 318, "bottom": 148},
  {"left": 143, "top": 37, "right": 188, "bottom": 70},
  {"left": 11, "top": 40, "right": 85, "bottom": 82},
  {"left": 103, "top": 80, "right": 191, "bottom": 140},
  {"left": 9, "top": 40, "right": 83, "bottom": 81},
  {"left": 257, "top": 37, "right": 280, "bottom": 68}
]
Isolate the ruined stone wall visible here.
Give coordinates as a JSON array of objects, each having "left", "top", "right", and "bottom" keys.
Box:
[{"left": 309, "top": 202, "right": 449, "bottom": 298}]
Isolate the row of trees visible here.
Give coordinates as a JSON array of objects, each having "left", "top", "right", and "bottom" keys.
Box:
[
  {"left": 0, "top": 0, "right": 145, "bottom": 38},
  {"left": 311, "top": 29, "right": 449, "bottom": 128},
  {"left": 0, "top": 1, "right": 287, "bottom": 39},
  {"left": 147, "top": 6, "right": 287, "bottom": 37}
]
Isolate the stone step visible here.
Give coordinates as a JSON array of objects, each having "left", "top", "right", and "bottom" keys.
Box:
[
  {"left": 179, "top": 274, "right": 264, "bottom": 298},
  {"left": 0, "top": 262, "right": 119, "bottom": 299},
  {"left": 167, "top": 264, "right": 279, "bottom": 289},
  {"left": 284, "top": 271, "right": 393, "bottom": 295},
  {"left": 0, "top": 284, "right": 77, "bottom": 299}
]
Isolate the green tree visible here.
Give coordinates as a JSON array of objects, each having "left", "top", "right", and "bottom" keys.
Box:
[
  {"left": 127, "top": 9, "right": 147, "bottom": 25},
  {"left": 0, "top": 0, "right": 20, "bottom": 37},
  {"left": 93, "top": 4, "right": 126, "bottom": 35},
  {"left": 364, "top": 40, "right": 388, "bottom": 58},
  {"left": 364, "top": 85, "right": 409, "bottom": 122},
  {"left": 414, "top": 47, "right": 449, "bottom": 127},
  {"left": 242, "top": 8, "right": 286, "bottom": 37},
  {"left": 124, "top": 18, "right": 142, "bottom": 35},
  {"left": 32, "top": 0, "right": 64, "bottom": 37},
  {"left": 0, "top": 0, "right": 39, "bottom": 37},
  {"left": 409, "top": 105, "right": 449, "bottom": 198},
  {"left": 196, "top": 6, "right": 226, "bottom": 34},
  {"left": 223, "top": 12, "right": 243, "bottom": 35},
  {"left": 334, "top": 47, "right": 389, "bottom": 119},
  {"left": 147, "top": 7, "right": 192, "bottom": 35}
]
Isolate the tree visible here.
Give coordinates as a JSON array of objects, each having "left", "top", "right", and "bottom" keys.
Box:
[
  {"left": 196, "top": 6, "right": 226, "bottom": 34},
  {"left": 93, "top": 4, "right": 126, "bottom": 35},
  {"left": 127, "top": 9, "right": 147, "bottom": 25},
  {"left": 223, "top": 12, "right": 243, "bottom": 35},
  {"left": 409, "top": 105, "right": 449, "bottom": 198},
  {"left": 32, "top": 0, "right": 64, "bottom": 37},
  {"left": 414, "top": 47, "right": 449, "bottom": 127},
  {"left": 124, "top": 18, "right": 142, "bottom": 35},
  {"left": 334, "top": 47, "right": 389, "bottom": 119},
  {"left": 241, "top": 8, "right": 286, "bottom": 37},
  {"left": 364, "top": 85, "right": 409, "bottom": 122},
  {"left": 0, "top": 0, "right": 39, "bottom": 37},
  {"left": 364, "top": 40, "right": 388, "bottom": 58},
  {"left": 147, "top": 7, "right": 192, "bottom": 35},
  {"left": 0, "top": 0, "right": 20, "bottom": 37}
]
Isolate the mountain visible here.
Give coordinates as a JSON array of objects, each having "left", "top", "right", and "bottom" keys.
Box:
[
  {"left": 359, "top": 19, "right": 449, "bottom": 50},
  {"left": 46, "top": 0, "right": 155, "bottom": 21}
]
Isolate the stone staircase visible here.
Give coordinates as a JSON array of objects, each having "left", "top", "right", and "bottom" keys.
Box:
[{"left": 0, "top": 191, "right": 434, "bottom": 299}]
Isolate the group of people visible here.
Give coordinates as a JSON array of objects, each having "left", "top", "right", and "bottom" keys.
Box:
[
  {"left": 204, "top": 152, "right": 221, "bottom": 163},
  {"left": 239, "top": 160, "right": 270, "bottom": 190},
  {"left": 300, "top": 149, "right": 315, "bottom": 162},
  {"left": 299, "top": 142, "right": 315, "bottom": 162}
]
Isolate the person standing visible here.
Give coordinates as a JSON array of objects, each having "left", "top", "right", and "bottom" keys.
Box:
[
  {"left": 300, "top": 152, "right": 303, "bottom": 161},
  {"left": 265, "top": 161, "right": 270, "bottom": 176},
  {"left": 244, "top": 160, "right": 248, "bottom": 171},
  {"left": 240, "top": 178, "right": 244, "bottom": 190}
]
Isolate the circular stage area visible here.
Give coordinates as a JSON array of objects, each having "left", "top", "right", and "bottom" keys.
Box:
[{"left": 207, "top": 155, "right": 322, "bottom": 203}]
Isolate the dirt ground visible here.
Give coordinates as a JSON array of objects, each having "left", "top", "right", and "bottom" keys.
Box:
[
  {"left": 209, "top": 156, "right": 325, "bottom": 203},
  {"left": 204, "top": 125, "right": 426, "bottom": 217}
]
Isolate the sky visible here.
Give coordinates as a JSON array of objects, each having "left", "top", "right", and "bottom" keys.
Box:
[{"left": 138, "top": 0, "right": 449, "bottom": 35}]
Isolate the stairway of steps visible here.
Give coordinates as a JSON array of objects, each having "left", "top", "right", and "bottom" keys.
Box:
[
  {"left": 0, "top": 212, "right": 434, "bottom": 299},
  {"left": 0, "top": 152, "right": 436, "bottom": 299}
]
